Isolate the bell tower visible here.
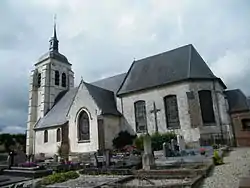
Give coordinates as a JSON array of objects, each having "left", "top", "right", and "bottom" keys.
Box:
[{"left": 26, "top": 19, "right": 74, "bottom": 156}]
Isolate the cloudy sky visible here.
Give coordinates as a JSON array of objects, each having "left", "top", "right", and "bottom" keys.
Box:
[{"left": 0, "top": 0, "right": 249, "bottom": 133}]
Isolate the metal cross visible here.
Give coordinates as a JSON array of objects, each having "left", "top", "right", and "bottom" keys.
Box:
[
  {"left": 54, "top": 14, "right": 57, "bottom": 26},
  {"left": 150, "top": 102, "right": 161, "bottom": 133}
]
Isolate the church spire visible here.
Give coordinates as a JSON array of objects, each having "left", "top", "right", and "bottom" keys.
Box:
[{"left": 49, "top": 15, "right": 59, "bottom": 52}]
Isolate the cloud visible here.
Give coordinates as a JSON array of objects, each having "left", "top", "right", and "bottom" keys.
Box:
[
  {"left": 0, "top": 0, "right": 249, "bottom": 133},
  {"left": 211, "top": 49, "right": 250, "bottom": 93},
  {"left": 0, "top": 125, "right": 26, "bottom": 134}
]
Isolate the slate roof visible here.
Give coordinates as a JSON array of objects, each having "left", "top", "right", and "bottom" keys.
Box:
[
  {"left": 84, "top": 82, "right": 121, "bottom": 116},
  {"left": 91, "top": 73, "right": 126, "bottom": 93},
  {"left": 35, "top": 82, "right": 120, "bottom": 130},
  {"left": 225, "top": 89, "right": 250, "bottom": 113},
  {"left": 117, "top": 44, "right": 226, "bottom": 95},
  {"left": 35, "top": 51, "right": 71, "bottom": 66},
  {"left": 34, "top": 87, "right": 78, "bottom": 129},
  {"left": 247, "top": 98, "right": 250, "bottom": 108}
]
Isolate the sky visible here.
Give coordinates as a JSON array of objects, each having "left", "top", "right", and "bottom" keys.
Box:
[{"left": 0, "top": 0, "right": 249, "bottom": 134}]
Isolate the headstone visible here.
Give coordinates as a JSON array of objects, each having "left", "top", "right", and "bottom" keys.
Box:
[
  {"left": 162, "top": 142, "right": 170, "bottom": 158},
  {"left": 171, "top": 139, "right": 177, "bottom": 151},
  {"left": 104, "top": 150, "right": 110, "bottom": 167},
  {"left": 13, "top": 149, "right": 26, "bottom": 166},
  {"left": 53, "top": 154, "right": 58, "bottom": 162},
  {"left": 8, "top": 150, "right": 16, "bottom": 168},
  {"left": 177, "top": 135, "right": 185, "bottom": 151},
  {"left": 142, "top": 133, "right": 155, "bottom": 170}
]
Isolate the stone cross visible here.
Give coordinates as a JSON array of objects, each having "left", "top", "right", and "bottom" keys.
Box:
[
  {"left": 142, "top": 133, "right": 155, "bottom": 170},
  {"left": 150, "top": 102, "right": 161, "bottom": 133}
]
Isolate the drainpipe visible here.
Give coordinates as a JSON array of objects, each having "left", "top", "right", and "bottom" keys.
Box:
[
  {"left": 213, "top": 80, "right": 224, "bottom": 144},
  {"left": 230, "top": 114, "right": 237, "bottom": 147}
]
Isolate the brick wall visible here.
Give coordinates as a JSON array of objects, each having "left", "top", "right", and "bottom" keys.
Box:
[{"left": 231, "top": 111, "right": 250, "bottom": 146}]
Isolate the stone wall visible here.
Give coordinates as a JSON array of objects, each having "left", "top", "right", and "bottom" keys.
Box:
[
  {"left": 68, "top": 82, "right": 101, "bottom": 154},
  {"left": 34, "top": 127, "right": 61, "bottom": 157},
  {"left": 103, "top": 115, "right": 121, "bottom": 149},
  {"left": 189, "top": 80, "right": 232, "bottom": 138},
  {"left": 119, "top": 79, "right": 232, "bottom": 144},
  {"left": 27, "top": 57, "right": 74, "bottom": 156},
  {"left": 119, "top": 82, "right": 198, "bottom": 143}
]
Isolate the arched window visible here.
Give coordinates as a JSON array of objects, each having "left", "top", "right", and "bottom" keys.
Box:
[
  {"left": 198, "top": 90, "right": 215, "bottom": 124},
  {"left": 55, "top": 70, "right": 60, "bottom": 86},
  {"left": 78, "top": 110, "right": 90, "bottom": 141},
  {"left": 37, "top": 73, "right": 41, "bottom": 87},
  {"left": 44, "top": 130, "right": 48, "bottom": 143},
  {"left": 134, "top": 100, "right": 147, "bottom": 133},
  {"left": 164, "top": 95, "right": 180, "bottom": 129},
  {"left": 56, "top": 128, "right": 61, "bottom": 142},
  {"left": 61, "top": 73, "right": 66, "bottom": 87}
]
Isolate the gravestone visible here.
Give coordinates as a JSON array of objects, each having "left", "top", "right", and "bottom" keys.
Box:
[
  {"left": 7, "top": 151, "right": 16, "bottom": 168},
  {"left": 177, "top": 135, "right": 185, "bottom": 151},
  {"left": 171, "top": 139, "right": 179, "bottom": 152},
  {"left": 13, "top": 149, "right": 26, "bottom": 166},
  {"left": 142, "top": 133, "right": 155, "bottom": 170},
  {"left": 162, "top": 142, "right": 171, "bottom": 158},
  {"left": 53, "top": 154, "right": 58, "bottom": 162},
  {"left": 104, "top": 150, "right": 110, "bottom": 167}
]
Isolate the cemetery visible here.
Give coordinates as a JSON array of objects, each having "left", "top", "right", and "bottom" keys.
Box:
[{"left": 0, "top": 131, "right": 243, "bottom": 188}]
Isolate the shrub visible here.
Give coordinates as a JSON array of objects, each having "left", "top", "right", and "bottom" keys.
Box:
[
  {"left": 213, "top": 150, "right": 224, "bottom": 165},
  {"left": 112, "top": 131, "right": 137, "bottom": 149},
  {"left": 41, "top": 171, "right": 79, "bottom": 185},
  {"left": 134, "top": 132, "right": 176, "bottom": 151},
  {"left": 151, "top": 132, "right": 176, "bottom": 151},
  {"left": 134, "top": 135, "right": 144, "bottom": 151},
  {"left": 64, "top": 171, "right": 79, "bottom": 179}
]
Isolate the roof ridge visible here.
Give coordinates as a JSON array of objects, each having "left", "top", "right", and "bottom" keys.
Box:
[
  {"left": 92, "top": 72, "right": 126, "bottom": 83},
  {"left": 187, "top": 44, "right": 192, "bottom": 78},
  {"left": 133, "top": 44, "right": 193, "bottom": 64},
  {"left": 66, "top": 85, "right": 81, "bottom": 117},
  {"left": 117, "top": 60, "right": 136, "bottom": 95},
  {"left": 85, "top": 82, "right": 115, "bottom": 94},
  {"left": 82, "top": 82, "right": 105, "bottom": 114}
]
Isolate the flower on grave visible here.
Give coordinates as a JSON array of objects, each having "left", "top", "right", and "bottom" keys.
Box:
[
  {"left": 21, "top": 162, "right": 38, "bottom": 167},
  {"left": 200, "top": 148, "right": 206, "bottom": 155}
]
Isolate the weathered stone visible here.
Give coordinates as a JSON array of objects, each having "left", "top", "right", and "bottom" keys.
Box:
[{"left": 142, "top": 134, "right": 154, "bottom": 170}]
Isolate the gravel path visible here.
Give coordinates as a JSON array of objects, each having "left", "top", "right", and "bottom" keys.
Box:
[{"left": 201, "top": 147, "right": 250, "bottom": 188}]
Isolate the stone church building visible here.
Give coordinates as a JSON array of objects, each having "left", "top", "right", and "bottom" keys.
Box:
[{"left": 26, "top": 25, "right": 235, "bottom": 158}]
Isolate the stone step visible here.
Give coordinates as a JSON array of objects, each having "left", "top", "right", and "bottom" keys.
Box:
[
  {"left": 3, "top": 168, "right": 52, "bottom": 178},
  {"left": 0, "top": 175, "right": 31, "bottom": 187}
]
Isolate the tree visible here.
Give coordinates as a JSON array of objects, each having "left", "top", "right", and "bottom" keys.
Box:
[
  {"left": 0, "top": 134, "right": 15, "bottom": 152},
  {"left": 0, "top": 133, "right": 26, "bottom": 152},
  {"left": 112, "top": 131, "right": 137, "bottom": 149},
  {"left": 134, "top": 132, "right": 177, "bottom": 151}
]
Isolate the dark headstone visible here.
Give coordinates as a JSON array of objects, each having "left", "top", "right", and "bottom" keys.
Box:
[{"left": 13, "top": 150, "right": 26, "bottom": 166}]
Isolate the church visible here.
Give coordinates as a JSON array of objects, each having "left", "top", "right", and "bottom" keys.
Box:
[{"left": 26, "top": 24, "right": 235, "bottom": 158}]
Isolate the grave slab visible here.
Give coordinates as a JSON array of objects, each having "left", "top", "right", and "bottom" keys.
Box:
[{"left": 0, "top": 175, "right": 31, "bottom": 187}]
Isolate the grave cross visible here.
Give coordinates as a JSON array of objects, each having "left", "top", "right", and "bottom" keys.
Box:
[{"left": 150, "top": 102, "right": 161, "bottom": 133}]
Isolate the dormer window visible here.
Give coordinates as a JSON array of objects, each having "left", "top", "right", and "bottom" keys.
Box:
[
  {"left": 62, "top": 73, "right": 66, "bottom": 87},
  {"left": 55, "top": 70, "right": 60, "bottom": 86}
]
